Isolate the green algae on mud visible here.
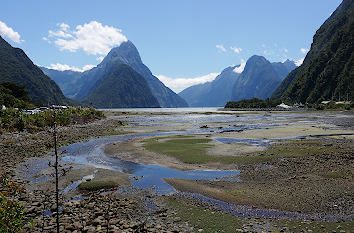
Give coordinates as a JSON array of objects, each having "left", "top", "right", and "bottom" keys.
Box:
[
  {"left": 142, "top": 136, "right": 341, "bottom": 165},
  {"left": 143, "top": 136, "right": 214, "bottom": 164},
  {"left": 166, "top": 195, "right": 354, "bottom": 233},
  {"left": 142, "top": 135, "right": 274, "bottom": 164},
  {"left": 166, "top": 196, "right": 244, "bottom": 233}
]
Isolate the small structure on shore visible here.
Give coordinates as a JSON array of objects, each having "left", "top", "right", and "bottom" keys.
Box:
[{"left": 276, "top": 103, "right": 291, "bottom": 109}]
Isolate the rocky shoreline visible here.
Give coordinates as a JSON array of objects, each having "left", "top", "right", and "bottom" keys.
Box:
[{"left": 1, "top": 117, "right": 193, "bottom": 232}]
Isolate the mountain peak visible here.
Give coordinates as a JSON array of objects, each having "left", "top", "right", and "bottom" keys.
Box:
[
  {"left": 248, "top": 55, "right": 269, "bottom": 63},
  {"left": 0, "top": 35, "right": 14, "bottom": 50},
  {"left": 103, "top": 40, "right": 142, "bottom": 65}
]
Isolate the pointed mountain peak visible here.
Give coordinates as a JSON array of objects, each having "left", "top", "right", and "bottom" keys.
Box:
[
  {"left": 103, "top": 40, "right": 142, "bottom": 65},
  {"left": 0, "top": 36, "right": 13, "bottom": 49}
]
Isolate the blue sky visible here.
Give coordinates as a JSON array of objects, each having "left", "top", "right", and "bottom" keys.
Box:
[{"left": 0, "top": 0, "right": 342, "bottom": 92}]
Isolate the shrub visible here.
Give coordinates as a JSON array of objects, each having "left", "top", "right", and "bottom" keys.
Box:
[
  {"left": 0, "top": 171, "right": 27, "bottom": 233},
  {"left": 0, "top": 107, "right": 103, "bottom": 132}
]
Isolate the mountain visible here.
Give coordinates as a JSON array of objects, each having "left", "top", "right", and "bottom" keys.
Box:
[
  {"left": 231, "top": 55, "right": 295, "bottom": 101},
  {"left": 272, "top": 0, "right": 354, "bottom": 103},
  {"left": 72, "top": 41, "right": 188, "bottom": 107},
  {"left": 0, "top": 36, "right": 68, "bottom": 105},
  {"left": 179, "top": 66, "right": 240, "bottom": 107},
  {"left": 41, "top": 67, "right": 82, "bottom": 98},
  {"left": 83, "top": 64, "right": 160, "bottom": 108},
  {"left": 271, "top": 59, "right": 297, "bottom": 79},
  {"left": 179, "top": 56, "right": 296, "bottom": 107}
]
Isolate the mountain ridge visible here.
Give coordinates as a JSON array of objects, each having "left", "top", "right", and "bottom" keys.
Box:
[
  {"left": 43, "top": 41, "right": 188, "bottom": 108},
  {"left": 0, "top": 36, "right": 68, "bottom": 105},
  {"left": 179, "top": 56, "right": 296, "bottom": 107},
  {"left": 272, "top": 0, "right": 353, "bottom": 103}
]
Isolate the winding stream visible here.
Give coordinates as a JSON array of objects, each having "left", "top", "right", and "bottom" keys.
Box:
[{"left": 60, "top": 133, "right": 240, "bottom": 194}]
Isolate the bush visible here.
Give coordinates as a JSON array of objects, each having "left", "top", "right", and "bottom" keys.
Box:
[
  {"left": 0, "top": 171, "right": 27, "bottom": 232},
  {"left": 0, "top": 107, "right": 104, "bottom": 132}
]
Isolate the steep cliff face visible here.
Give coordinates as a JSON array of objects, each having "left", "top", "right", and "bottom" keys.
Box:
[
  {"left": 273, "top": 0, "right": 354, "bottom": 103},
  {"left": 0, "top": 36, "right": 68, "bottom": 105}
]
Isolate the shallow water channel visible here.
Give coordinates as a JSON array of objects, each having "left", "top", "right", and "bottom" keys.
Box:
[
  {"left": 61, "top": 133, "right": 240, "bottom": 194},
  {"left": 22, "top": 110, "right": 352, "bottom": 221}
]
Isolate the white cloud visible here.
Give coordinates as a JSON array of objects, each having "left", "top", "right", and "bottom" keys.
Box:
[
  {"left": 283, "top": 48, "right": 288, "bottom": 53},
  {"left": 96, "top": 56, "right": 104, "bottom": 62},
  {"left": 45, "top": 21, "right": 128, "bottom": 55},
  {"left": 216, "top": 44, "right": 226, "bottom": 52},
  {"left": 156, "top": 72, "right": 220, "bottom": 93},
  {"left": 47, "top": 63, "right": 95, "bottom": 72},
  {"left": 295, "top": 58, "right": 304, "bottom": 66},
  {"left": 0, "top": 21, "right": 23, "bottom": 43},
  {"left": 230, "top": 46, "right": 242, "bottom": 54},
  {"left": 233, "top": 59, "right": 246, "bottom": 73},
  {"left": 81, "top": 64, "right": 95, "bottom": 71},
  {"left": 300, "top": 48, "right": 309, "bottom": 54}
]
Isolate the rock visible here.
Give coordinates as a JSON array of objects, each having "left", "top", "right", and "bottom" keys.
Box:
[{"left": 92, "top": 216, "right": 105, "bottom": 226}]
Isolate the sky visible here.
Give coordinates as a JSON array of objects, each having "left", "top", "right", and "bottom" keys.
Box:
[{"left": 0, "top": 0, "right": 342, "bottom": 93}]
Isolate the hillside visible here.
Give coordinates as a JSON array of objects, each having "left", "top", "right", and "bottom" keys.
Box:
[
  {"left": 41, "top": 67, "right": 83, "bottom": 98},
  {"left": 231, "top": 56, "right": 295, "bottom": 101},
  {"left": 273, "top": 0, "right": 354, "bottom": 103},
  {"left": 84, "top": 64, "right": 160, "bottom": 108},
  {"left": 0, "top": 36, "right": 68, "bottom": 105}
]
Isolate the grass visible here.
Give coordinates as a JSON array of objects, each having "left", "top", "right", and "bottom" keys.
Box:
[
  {"left": 318, "top": 171, "right": 350, "bottom": 179},
  {"left": 143, "top": 137, "right": 214, "bottom": 164},
  {"left": 166, "top": 195, "right": 354, "bottom": 233},
  {"left": 143, "top": 136, "right": 292, "bottom": 164},
  {"left": 78, "top": 180, "right": 117, "bottom": 191},
  {"left": 143, "top": 136, "right": 352, "bottom": 165},
  {"left": 166, "top": 197, "right": 244, "bottom": 232},
  {"left": 261, "top": 140, "right": 351, "bottom": 158}
]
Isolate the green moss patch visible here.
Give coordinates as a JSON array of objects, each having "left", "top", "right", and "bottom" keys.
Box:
[
  {"left": 143, "top": 136, "right": 282, "bottom": 164},
  {"left": 166, "top": 197, "right": 244, "bottom": 233}
]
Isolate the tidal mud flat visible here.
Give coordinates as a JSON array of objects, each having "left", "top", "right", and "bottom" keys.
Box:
[{"left": 3, "top": 109, "right": 354, "bottom": 232}]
